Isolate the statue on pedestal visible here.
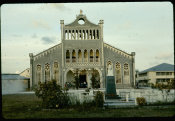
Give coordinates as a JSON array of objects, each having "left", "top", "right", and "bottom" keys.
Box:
[{"left": 107, "top": 64, "right": 113, "bottom": 76}]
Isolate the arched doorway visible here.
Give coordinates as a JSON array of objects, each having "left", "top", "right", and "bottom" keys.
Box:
[{"left": 79, "top": 70, "right": 87, "bottom": 88}]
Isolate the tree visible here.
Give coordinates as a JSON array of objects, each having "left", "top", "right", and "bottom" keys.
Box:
[
  {"left": 35, "top": 80, "right": 70, "bottom": 109},
  {"left": 91, "top": 69, "right": 100, "bottom": 89}
]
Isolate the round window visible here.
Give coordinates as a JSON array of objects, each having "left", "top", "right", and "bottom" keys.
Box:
[{"left": 78, "top": 19, "right": 85, "bottom": 25}]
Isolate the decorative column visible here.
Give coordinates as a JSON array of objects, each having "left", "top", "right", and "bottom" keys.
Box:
[
  {"left": 70, "top": 50, "right": 72, "bottom": 63},
  {"left": 60, "top": 20, "right": 64, "bottom": 41},
  {"left": 87, "top": 50, "right": 90, "bottom": 63},
  {"left": 81, "top": 30, "right": 83, "bottom": 40},
  {"left": 87, "top": 70, "right": 92, "bottom": 88},
  {"left": 95, "top": 30, "right": 97, "bottom": 39},
  {"left": 99, "top": 20, "right": 104, "bottom": 66},
  {"left": 74, "top": 30, "right": 76, "bottom": 40},
  {"left": 84, "top": 30, "right": 86, "bottom": 40},
  {"left": 81, "top": 49, "right": 84, "bottom": 63},
  {"left": 93, "top": 49, "right": 96, "bottom": 63},
  {"left": 29, "top": 53, "right": 34, "bottom": 89},
  {"left": 132, "top": 52, "right": 136, "bottom": 87},
  {"left": 76, "top": 49, "right": 78, "bottom": 63}
]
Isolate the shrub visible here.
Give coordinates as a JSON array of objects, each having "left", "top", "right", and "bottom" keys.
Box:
[
  {"left": 94, "top": 91, "right": 104, "bottom": 107},
  {"left": 34, "top": 80, "right": 71, "bottom": 109},
  {"left": 136, "top": 97, "right": 146, "bottom": 106}
]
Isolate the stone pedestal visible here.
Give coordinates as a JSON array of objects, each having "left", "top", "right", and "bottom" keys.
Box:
[{"left": 106, "top": 76, "right": 120, "bottom": 99}]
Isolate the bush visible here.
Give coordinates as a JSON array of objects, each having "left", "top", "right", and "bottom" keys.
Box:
[
  {"left": 34, "top": 80, "right": 71, "bottom": 109},
  {"left": 94, "top": 91, "right": 104, "bottom": 107},
  {"left": 136, "top": 97, "right": 146, "bottom": 106}
]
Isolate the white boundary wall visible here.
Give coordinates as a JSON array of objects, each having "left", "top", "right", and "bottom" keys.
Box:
[
  {"left": 67, "top": 88, "right": 105, "bottom": 103},
  {"left": 116, "top": 88, "right": 175, "bottom": 103},
  {"left": 67, "top": 88, "right": 175, "bottom": 104}
]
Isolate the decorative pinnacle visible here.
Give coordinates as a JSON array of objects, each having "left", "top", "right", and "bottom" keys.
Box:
[{"left": 80, "top": 9, "right": 83, "bottom": 14}]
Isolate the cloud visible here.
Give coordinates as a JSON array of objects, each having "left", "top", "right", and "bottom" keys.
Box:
[
  {"left": 32, "top": 20, "right": 51, "bottom": 30},
  {"left": 155, "top": 52, "right": 173, "bottom": 60},
  {"left": 31, "top": 33, "right": 37, "bottom": 38},
  {"left": 41, "top": 36, "right": 56, "bottom": 44},
  {"left": 39, "top": 3, "right": 70, "bottom": 11},
  {"left": 48, "top": 3, "right": 67, "bottom": 10},
  {"left": 15, "top": 71, "right": 20, "bottom": 74},
  {"left": 12, "top": 34, "right": 22, "bottom": 37}
]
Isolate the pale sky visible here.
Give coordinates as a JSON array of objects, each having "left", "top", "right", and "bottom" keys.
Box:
[{"left": 1, "top": 2, "right": 174, "bottom": 74}]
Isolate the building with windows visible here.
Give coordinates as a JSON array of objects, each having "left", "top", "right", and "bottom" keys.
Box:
[
  {"left": 136, "top": 63, "right": 174, "bottom": 87},
  {"left": 29, "top": 10, "right": 136, "bottom": 90}
]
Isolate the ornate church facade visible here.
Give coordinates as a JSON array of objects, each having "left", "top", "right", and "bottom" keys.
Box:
[{"left": 29, "top": 11, "right": 136, "bottom": 89}]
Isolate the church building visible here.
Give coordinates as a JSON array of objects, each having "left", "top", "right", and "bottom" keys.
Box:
[{"left": 29, "top": 10, "right": 136, "bottom": 89}]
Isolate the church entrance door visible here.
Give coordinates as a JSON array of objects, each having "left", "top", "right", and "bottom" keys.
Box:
[{"left": 79, "top": 75, "right": 87, "bottom": 88}]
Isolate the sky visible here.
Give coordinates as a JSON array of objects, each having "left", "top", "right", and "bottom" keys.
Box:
[{"left": 1, "top": 2, "right": 174, "bottom": 74}]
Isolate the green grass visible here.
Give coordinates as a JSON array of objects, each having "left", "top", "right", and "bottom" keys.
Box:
[{"left": 2, "top": 94, "right": 175, "bottom": 119}]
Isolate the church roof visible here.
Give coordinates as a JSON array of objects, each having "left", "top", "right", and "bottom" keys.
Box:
[
  {"left": 139, "top": 63, "right": 174, "bottom": 74},
  {"left": 2, "top": 74, "right": 30, "bottom": 80},
  {"left": 34, "top": 43, "right": 61, "bottom": 57},
  {"left": 104, "top": 42, "right": 132, "bottom": 56}
]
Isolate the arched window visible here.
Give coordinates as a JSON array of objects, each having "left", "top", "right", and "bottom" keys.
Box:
[
  {"left": 90, "top": 49, "right": 93, "bottom": 62},
  {"left": 78, "top": 49, "right": 82, "bottom": 62},
  {"left": 66, "top": 50, "right": 70, "bottom": 63},
  {"left": 72, "top": 30, "right": 75, "bottom": 40},
  {"left": 93, "top": 30, "right": 95, "bottom": 39},
  {"left": 123, "top": 63, "right": 130, "bottom": 84},
  {"left": 79, "top": 30, "right": 82, "bottom": 40},
  {"left": 115, "top": 62, "right": 121, "bottom": 83},
  {"left": 72, "top": 50, "right": 76, "bottom": 62},
  {"left": 84, "top": 49, "right": 88, "bottom": 62},
  {"left": 45, "top": 63, "right": 50, "bottom": 82},
  {"left": 97, "top": 30, "right": 99, "bottom": 39},
  {"left": 53, "top": 62, "right": 59, "bottom": 83},
  {"left": 36, "top": 65, "right": 42, "bottom": 83},
  {"left": 96, "top": 49, "right": 99, "bottom": 62},
  {"left": 65, "top": 30, "right": 67, "bottom": 40}
]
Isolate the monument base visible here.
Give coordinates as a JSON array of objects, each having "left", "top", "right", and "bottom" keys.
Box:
[{"left": 106, "top": 76, "right": 121, "bottom": 99}]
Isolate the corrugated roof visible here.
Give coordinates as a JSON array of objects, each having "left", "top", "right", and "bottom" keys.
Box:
[
  {"left": 139, "top": 63, "right": 174, "bottom": 74},
  {"left": 2, "top": 74, "right": 30, "bottom": 80}
]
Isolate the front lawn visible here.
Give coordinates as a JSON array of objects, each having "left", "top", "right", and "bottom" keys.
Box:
[{"left": 2, "top": 94, "right": 175, "bottom": 118}]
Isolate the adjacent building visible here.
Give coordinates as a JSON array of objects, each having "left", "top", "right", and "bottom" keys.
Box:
[
  {"left": 136, "top": 63, "right": 174, "bottom": 87},
  {"left": 20, "top": 68, "right": 30, "bottom": 78},
  {"left": 2, "top": 74, "right": 30, "bottom": 94},
  {"left": 29, "top": 10, "right": 136, "bottom": 90}
]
